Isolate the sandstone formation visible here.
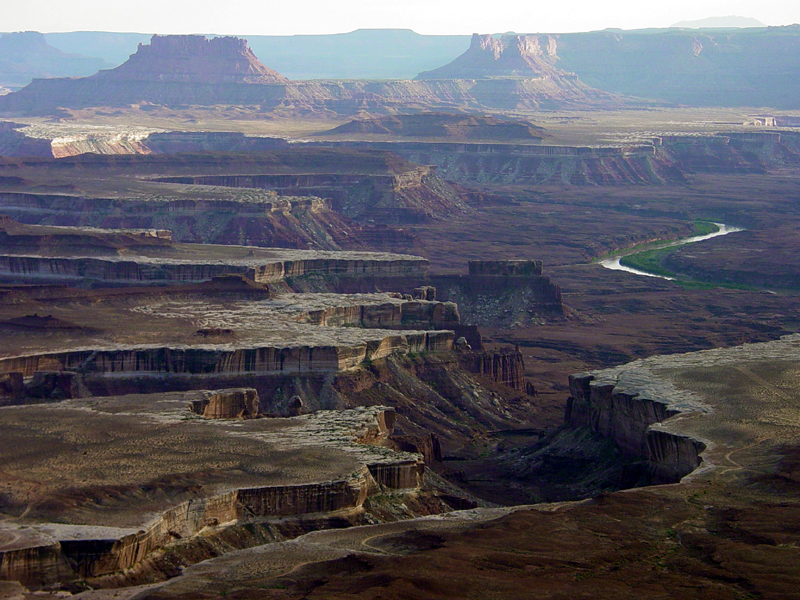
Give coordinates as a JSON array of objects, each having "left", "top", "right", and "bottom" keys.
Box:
[
  {"left": 191, "top": 387, "right": 260, "bottom": 419},
  {"left": 413, "top": 33, "right": 619, "bottom": 110},
  {"left": 317, "top": 129, "right": 800, "bottom": 185},
  {"left": 0, "top": 189, "right": 362, "bottom": 251},
  {"left": 98, "top": 336, "right": 800, "bottom": 600},
  {"left": 0, "top": 216, "right": 429, "bottom": 286},
  {"left": 461, "top": 346, "right": 526, "bottom": 391},
  {"left": 0, "top": 149, "right": 468, "bottom": 227},
  {"left": 0, "top": 32, "right": 623, "bottom": 115},
  {"left": 0, "top": 127, "right": 290, "bottom": 159},
  {"left": 417, "top": 33, "right": 564, "bottom": 80},
  {"left": 103, "top": 35, "right": 289, "bottom": 84},
  {"left": 155, "top": 163, "right": 467, "bottom": 224},
  {"left": 0, "top": 399, "right": 433, "bottom": 588}
]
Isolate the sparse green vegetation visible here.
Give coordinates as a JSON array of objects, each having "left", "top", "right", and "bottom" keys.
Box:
[
  {"left": 692, "top": 220, "right": 719, "bottom": 237},
  {"left": 619, "top": 247, "right": 677, "bottom": 279}
]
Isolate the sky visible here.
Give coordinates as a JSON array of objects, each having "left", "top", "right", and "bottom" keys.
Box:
[{"left": 2, "top": 0, "right": 798, "bottom": 35}]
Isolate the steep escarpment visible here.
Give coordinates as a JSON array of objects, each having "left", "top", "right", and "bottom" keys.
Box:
[
  {"left": 313, "top": 139, "right": 683, "bottom": 184},
  {"left": 279, "top": 260, "right": 565, "bottom": 328},
  {"left": 153, "top": 166, "right": 468, "bottom": 223},
  {"left": 0, "top": 402, "right": 442, "bottom": 588},
  {"left": 566, "top": 371, "right": 706, "bottom": 483},
  {"left": 317, "top": 130, "right": 800, "bottom": 185},
  {"left": 415, "top": 33, "right": 620, "bottom": 110},
  {"left": 0, "top": 32, "right": 624, "bottom": 116},
  {"left": 0, "top": 192, "right": 363, "bottom": 251},
  {"left": 0, "top": 149, "right": 467, "bottom": 226},
  {"left": 102, "top": 35, "right": 289, "bottom": 84},
  {"left": 417, "top": 33, "right": 564, "bottom": 80}
]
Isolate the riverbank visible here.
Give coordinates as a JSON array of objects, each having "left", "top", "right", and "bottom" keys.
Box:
[{"left": 598, "top": 222, "right": 744, "bottom": 284}]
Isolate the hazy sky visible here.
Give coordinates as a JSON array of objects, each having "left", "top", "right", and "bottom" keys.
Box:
[{"left": 3, "top": 0, "right": 799, "bottom": 35}]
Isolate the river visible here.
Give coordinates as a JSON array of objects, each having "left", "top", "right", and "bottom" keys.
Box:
[{"left": 598, "top": 223, "right": 744, "bottom": 280}]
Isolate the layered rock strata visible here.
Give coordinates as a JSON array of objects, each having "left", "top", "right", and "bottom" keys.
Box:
[
  {"left": 191, "top": 387, "right": 260, "bottom": 419},
  {"left": 0, "top": 399, "right": 426, "bottom": 587},
  {"left": 154, "top": 165, "right": 468, "bottom": 224},
  {"left": 0, "top": 191, "right": 360, "bottom": 251},
  {"left": 565, "top": 336, "right": 800, "bottom": 483},
  {"left": 417, "top": 33, "right": 565, "bottom": 80},
  {"left": 461, "top": 347, "right": 526, "bottom": 391},
  {"left": 0, "top": 32, "right": 622, "bottom": 115},
  {"left": 0, "top": 288, "right": 461, "bottom": 404},
  {"left": 0, "top": 218, "right": 429, "bottom": 285},
  {"left": 103, "top": 35, "right": 289, "bottom": 84},
  {"left": 311, "top": 138, "right": 681, "bottom": 185}
]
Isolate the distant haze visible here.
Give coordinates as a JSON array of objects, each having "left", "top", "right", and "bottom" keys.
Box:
[
  {"left": 1, "top": 0, "right": 798, "bottom": 35},
  {"left": 671, "top": 15, "right": 766, "bottom": 27}
]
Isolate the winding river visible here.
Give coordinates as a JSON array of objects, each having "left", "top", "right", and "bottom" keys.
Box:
[{"left": 598, "top": 223, "right": 744, "bottom": 280}]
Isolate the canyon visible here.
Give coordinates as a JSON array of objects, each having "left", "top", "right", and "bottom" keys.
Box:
[{"left": 0, "top": 26, "right": 800, "bottom": 599}]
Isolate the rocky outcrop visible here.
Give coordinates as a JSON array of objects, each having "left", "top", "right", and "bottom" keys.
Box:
[
  {"left": 0, "top": 33, "right": 621, "bottom": 115},
  {"left": 285, "top": 262, "right": 564, "bottom": 327},
  {"left": 0, "top": 404, "right": 432, "bottom": 586},
  {"left": 0, "top": 191, "right": 361, "bottom": 251},
  {"left": 428, "top": 273, "right": 563, "bottom": 327},
  {"left": 96, "top": 35, "right": 289, "bottom": 85},
  {"left": 414, "top": 33, "right": 620, "bottom": 109},
  {"left": 312, "top": 139, "right": 684, "bottom": 185},
  {"left": 191, "top": 388, "right": 260, "bottom": 419},
  {"left": 155, "top": 165, "right": 469, "bottom": 224},
  {"left": 461, "top": 347, "right": 526, "bottom": 391},
  {"left": 0, "top": 331, "right": 454, "bottom": 382},
  {"left": 0, "top": 249, "right": 428, "bottom": 286},
  {"left": 566, "top": 372, "right": 706, "bottom": 483},
  {"left": 0, "top": 535, "right": 74, "bottom": 588},
  {"left": 417, "top": 33, "right": 564, "bottom": 80}
]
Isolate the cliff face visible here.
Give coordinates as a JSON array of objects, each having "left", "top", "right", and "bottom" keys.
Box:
[
  {"left": 416, "top": 33, "right": 563, "bottom": 80},
  {"left": 0, "top": 192, "right": 361, "bottom": 251},
  {"left": 318, "top": 139, "right": 684, "bottom": 185},
  {"left": 155, "top": 166, "right": 469, "bottom": 224},
  {"left": 191, "top": 388, "right": 260, "bottom": 419},
  {"left": 566, "top": 372, "right": 706, "bottom": 483},
  {"left": 96, "top": 35, "right": 288, "bottom": 85},
  {"left": 0, "top": 32, "right": 620, "bottom": 115},
  {"left": 0, "top": 331, "right": 454, "bottom": 381},
  {"left": 461, "top": 347, "right": 526, "bottom": 391}
]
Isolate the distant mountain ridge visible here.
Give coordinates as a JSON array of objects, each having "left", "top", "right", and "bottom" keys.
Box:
[
  {"left": 0, "top": 34, "right": 622, "bottom": 115},
  {"left": 2, "top": 26, "right": 800, "bottom": 108},
  {"left": 0, "top": 31, "right": 110, "bottom": 89}
]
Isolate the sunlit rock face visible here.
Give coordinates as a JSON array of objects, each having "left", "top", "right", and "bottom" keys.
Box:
[
  {"left": 97, "top": 35, "right": 289, "bottom": 85},
  {"left": 416, "top": 33, "right": 565, "bottom": 80}
]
